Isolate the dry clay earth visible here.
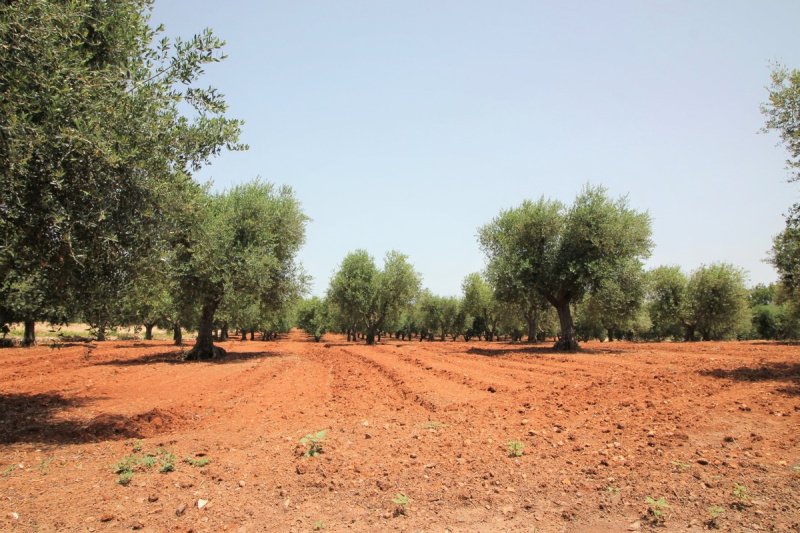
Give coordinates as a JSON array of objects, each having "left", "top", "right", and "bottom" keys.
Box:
[{"left": 0, "top": 331, "right": 798, "bottom": 532}]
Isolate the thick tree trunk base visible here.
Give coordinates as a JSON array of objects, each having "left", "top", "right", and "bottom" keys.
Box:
[
  {"left": 23, "top": 320, "right": 36, "bottom": 347},
  {"left": 553, "top": 338, "right": 580, "bottom": 351},
  {"left": 184, "top": 344, "right": 227, "bottom": 361}
]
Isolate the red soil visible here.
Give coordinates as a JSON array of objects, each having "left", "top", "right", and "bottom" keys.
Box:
[{"left": 0, "top": 332, "right": 798, "bottom": 532}]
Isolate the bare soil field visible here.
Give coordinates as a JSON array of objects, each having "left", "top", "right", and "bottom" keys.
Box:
[{"left": 0, "top": 332, "right": 798, "bottom": 532}]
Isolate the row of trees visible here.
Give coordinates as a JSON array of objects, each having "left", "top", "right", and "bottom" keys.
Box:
[
  {"left": 298, "top": 232, "right": 797, "bottom": 347},
  {"left": 0, "top": 1, "right": 307, "bottom": 358}
]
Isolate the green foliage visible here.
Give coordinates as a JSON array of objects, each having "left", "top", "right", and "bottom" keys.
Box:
[
  {"left": 646, "top": 266, "right": 689, "bottom": 340},
  {"left": 327, "top": 250, "right": 421, "bottom": 344},
  {"left": 763, "top": 65, "right": 800, "bottom": 333},
  {"left": 762, "top": 65, "right": 800, "bottom": 182},
  {"left": 577, "top": 258, "right": 647, "bottom": 341},
  {"left": 0, "top": 0, "right": 244, "bottom": 333},
  {"left": 461, "top": 273, "right": 501, "bottom": 341},
  {"left": 707, "top": 505, "right": 725, "bottom": 527},
  {"left": 772, "top": 223, "right": 800, "bottom": 299},
  {"left": 296, "top": 297, "right": 328, "bottom": 342},
  {"left": 507, "top": 440, "right": 524, "bottom": 457},
  {"left": 392, "top": 493, "right": 410, "bottom": 515},
  {"left": 300, "top": 430, "right": 327, "bottom": 457},
  {"left": 479, "top": 185, "right": 652, "bottom": 350},
  {"left": 184, "top": 456, "right": 210, "bottom": 467},
  {"left": 670, "top": 460, "right": 692, "bottom": 472},
  {"left": 644, "top": 496, "right": 669, "bottom": 524},
  {"left": 417, "top": 291, "right": 463, "bottom": 341},
  {"left": 113, "top": 447, "right": 177, "bottom": 484},
  {"left": 179, "top": 181, "right": 308, "bottom": 359},
  {"left": 312, "top": 520, "right": 325, "bottom": 530},
  {"left": 155, "top": 448, "right": 176, "bottom": 473},
  {"left": 732, "top": 483, "right": 749, "bottom": 502},
  {"left": 749, "top": 283, "right": 776, "bottom": 306},
  {"left": 686, "top": 264, "right": 750, "bottom": 340},
  {"left": 117, "top": 470, "right": 134, "bottom": 486}
]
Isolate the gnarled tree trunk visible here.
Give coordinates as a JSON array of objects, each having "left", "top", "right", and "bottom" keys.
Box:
[
  {"left": 173, "top": 322, "right": 182, "bottom": 346},
  {"left": 526, "top": 315, "right": 538, "bottom": 343},
  {"left": 144, "top": 323, "right": 155, "bottom": 340},
  {"left": 186, "top": 299, "right": 225, "bottom": 360},
  {"left": 553, "top": 299, "right": 579, "bottom": 351}
]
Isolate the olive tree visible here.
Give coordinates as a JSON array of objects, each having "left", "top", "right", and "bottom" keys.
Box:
[
  {"left": 577, "top": 258, "right": 647, "bottom": 341},
  {"left": 0, "top": 0, "right": 244, "bottom": 345},
  {"left": 685, "top": 263, "right": 750, "bottom": 341},
  {"left": 296, "top": 297, "right": 329, "bottom": 342},
  {"left": 327, "top": 250, "right": 421, "bottom": 345},
  {"left": 461, "top": 273, "right": 501, "bottom": 341},
  {"left": 646, "top": 266, "right": 689, "bottom": 340},
  {"left": 178, "top": 181, "right": 307, "bottom": 359},
  {"left": 479, "top": 186, "right": 652, "bottom": 350}
]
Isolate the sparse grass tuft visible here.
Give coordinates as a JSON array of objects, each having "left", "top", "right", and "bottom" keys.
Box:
[
  {"left": 113, "top": 447, "right": 177, "bottom": 484},
  {"left": 707, "top": 505, "right": 725, "bottom": 528},
  {"left": 644, "top": 496, "right": 669, "bottom": 524},
  {"left": 184, "top": 456, "right": 210, "bottom": 468},
  {"left": 671, "top": 460, "right": 691, "bottom": 472},
  {"left": 392, "top": 493, "right": 410, "bottom": 516},
  {"left": 300, "top": 430, "right": 327, "bottom": 457},
  {"left": 507, "top": 440, "right": 524, "bottom": 457}
]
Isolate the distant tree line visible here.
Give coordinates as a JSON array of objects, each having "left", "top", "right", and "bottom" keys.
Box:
[{"left": 300, "top": 187, "right": 798, "bottom": 348}]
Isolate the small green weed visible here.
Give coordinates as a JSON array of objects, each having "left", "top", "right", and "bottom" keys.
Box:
[
  {"left": 423, "top": 421, "right": 443, "bottom": 431},
  {"left": 312, "top": 519, "right": 325, "bottom": 530},
  {"left": 793, "top": 464, "right": 800, "bottom": 472},
  {"left": 131, "top": 439, "right": 143, "bottom": 452},
  {"left": 507, "top": 440, "right": 524, "bottom": 457},
  {"left": 706, "top": 505, "right": 725, "bottom": 528},
  {"left": 1, "top": 464, "right": 17, "bottom": 477},
  {"left": 113, "top": 447, "right": 177, "bottom": 484},
  {"left": 38, "top": 457, "right": 53, "bottom": 475},
  {"left": 731, "top": 483, "right": 749, "bottom": 509},
  {"left": 117, "top": 470, "right": 134, "bottom": 486},
  {"left": 184, "top": 456, "right": 211, "bottom": 468},
  {"left": 392, "top": 493, "right": 410, "bottom": 516},
  {"left": 605, "top": 485, "right": 620, "bottom": 495},
  {"left": 300, "top": 430, "right": 327, "bottom": 457},
  {"left": 644, "top": 496, "right": 669, "bottom": 524},
  {"left": 671, "top": 460, "right": 691, "bottom": 472}
]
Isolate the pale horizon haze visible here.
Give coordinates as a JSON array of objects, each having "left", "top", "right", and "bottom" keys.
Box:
[{"left": 152, "top": 1, "right": 800, "bottom": 297}]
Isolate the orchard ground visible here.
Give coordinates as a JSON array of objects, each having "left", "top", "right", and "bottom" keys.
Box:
[{"left": 0, "top": 332, "right": 798, "bottom": 532}]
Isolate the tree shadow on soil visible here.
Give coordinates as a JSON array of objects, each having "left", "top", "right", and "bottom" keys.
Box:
[
  {"left": 699, "top": 362, "right": 800, "bottom": 396},
  {"left": 467, "top": 345, "right": 558, "bottom": 357},
  {"left": 467, "top": 345, "right": 625, "bottom": 357},
  {"left": 95, "top": 350, "right": 283, "bottom": 366},
  {"left": 748, "top": 341, "right": 800, "bottom": 346},
  {"left": 0, "top": 393, "right": 160, "bottom": 445}
]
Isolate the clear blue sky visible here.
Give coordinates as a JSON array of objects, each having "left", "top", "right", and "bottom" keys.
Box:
[{"left": 152, "top": 1, "right": 800, "bottom": 297}]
